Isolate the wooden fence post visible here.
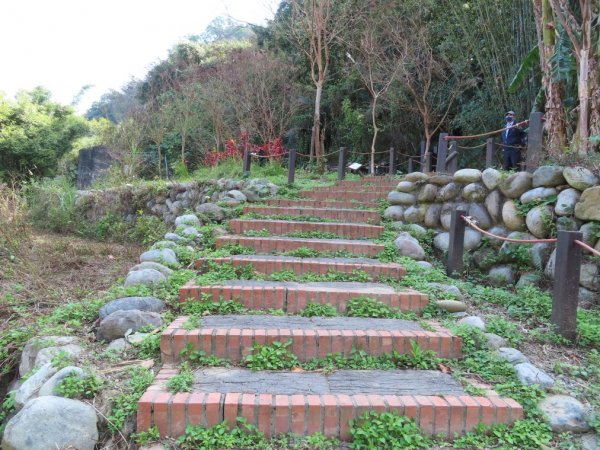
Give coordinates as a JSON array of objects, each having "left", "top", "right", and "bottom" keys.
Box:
[
  {"left": 485, "top": 138, "right": 496, "bottom": 168},
  {"left": 242, "top": 144, "right": 251, "bottom": 176},
  {"left": 552, "top": 230, "right": 582, "bottom": 341},
  {"left": 337, "top": 147, "right": 347, "bottom": 181},
  {"left": 526, "top": 111, "right": 543, "bottom": 172},
  {"left": 408, "top": 158, "right": 414, "bottom": 174},
  {"left": 447, "top": 141, "right": 458, "bottom": 174},
  {"left": 388, "top": 147, "right": 396, "bottom": 175},
  {"left": 287, "top": 148, "right": 296, "bottom": 186},
  {"left": 447, "top": 209, "right": 466, "bottom": 276},
  {"left": 436, "top": 133, "right": 449, "bottom": 173}
]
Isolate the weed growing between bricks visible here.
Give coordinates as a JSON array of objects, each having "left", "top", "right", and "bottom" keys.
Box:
[{"left": 244, "top": 212, "right": 344, "bottom": 223}]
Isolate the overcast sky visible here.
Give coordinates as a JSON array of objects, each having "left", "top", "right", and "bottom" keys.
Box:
[{"left": 0, "top": 0, "right": 278, "bottom": 113}]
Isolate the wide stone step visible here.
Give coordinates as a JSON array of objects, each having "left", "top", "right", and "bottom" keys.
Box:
[
  {"left": 138, "top": 367, "right": 523, "bottom": 439},
  {"left": 161, "top": 315, "right": 460, "bottom": 364},
  {"left": 300, "top": 190, "right": 386, "bottom": 202},
  {"left": 216, "top": 235, "right": 385, "bottom": 256},
  {"left": 229, "top": 219, "right": 384, "bottom": 239},
  {"left": 196, "top": 255, "right": 405, "bottom": 280},
  {"left": 264, "top": 198, "right": 377, "bottom": 209},
  {"left": 242, "top": 205, "right": 380, "bottom": 225},
  {"left": 180, "top": 280, "right": 427, "bottom": 314}
]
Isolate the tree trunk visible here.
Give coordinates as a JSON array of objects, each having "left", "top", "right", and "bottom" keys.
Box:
[
  {"left": 575, "top": 48, "right": 590, "bottom": 155},
  {"left": 181, "top": 133, "right": 187, "bottom": 166},
  {"left": 311, "top": 81, "right": 323, "bottom": 168},
  {"left": 370, "top": 96, "right": 379, "bottom": 175},
  {"left": 534, "top": 0, "right": 568, "bottom": 156},
  {"left": 589, "top": 56, "right": 600, "bottom": 144},
  {"left": 157, "top": 142, "right": 162, "bottom": 178}
]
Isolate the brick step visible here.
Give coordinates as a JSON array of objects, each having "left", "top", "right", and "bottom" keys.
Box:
[
  {"left": 242, "top": 205, "right": 380, "bottom": 224},
  {"left": 229, "top": 219, "right": 384, "bottom": 239},
  {"left": 161, "top": 315, "right": 460, "bottom": 364},
  {"left": 300, "top": 191, "right": 386, "bottom": 202},
  {"left": 336, "top": 178, "right": 399, "bottom": 186},
  {"left": 264, "top": 199, "right": 377, "bottom": 209},
  {"left": 315, "top": 186, "right": 395, "bottom": 194},
  {"left": 138, "top": 367, "right": 523, "bottom": 440},
  {"left": 196, "top": 255, "right": 405, "bottom": 280},
  {"left": 216, "top": 235, "right": 385, "bottom": 256},
  {"left": 180, "top": 280, "right": 428, "bottom": 313}
]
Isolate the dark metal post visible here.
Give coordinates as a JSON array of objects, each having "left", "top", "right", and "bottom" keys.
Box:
[
  {"left": 447, "top": 141, "right": 458, "bottom": 174},
  {"left": 526, "top": 112, "right": 543, "bottom": 172},
  {"left": 486, "top": 138, "right": 496, "bottom": 168},
  {"left": 242, "top": 145, "right": 251, "bottom": 176},
  {"left": 337, "top": 147, "right": 347, "bottom": 181},
  {"left": 287, "top": 148, "right": 296, "bottom": 186},
  {"left": 408, "top": 158, "right": 414, "bottom": 174},
  {"left": 552, "top": 230, "right": 582, "bottom": 341},
  {"left": 388, "top": 147, "right": 396, "bottom": 175},
  {"left": 447, "top": 209, "right": 466, "bottom": 276},
  {"left": 436, "top": 133, "right": 449, "bottom": 173},
  {"left": 419, "top": 140, "right": 426, "bottom": 171}
]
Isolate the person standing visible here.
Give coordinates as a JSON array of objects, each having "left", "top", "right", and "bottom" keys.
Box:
[{"left": 501, "top": 110, "right": 526, "bottom": 170}]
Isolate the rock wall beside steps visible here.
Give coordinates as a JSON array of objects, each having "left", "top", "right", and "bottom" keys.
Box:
[{"left": 385, "top": 167, "right": 600, "bottom": 301}]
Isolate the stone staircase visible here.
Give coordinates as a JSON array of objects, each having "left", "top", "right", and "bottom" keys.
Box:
[{"left": 137, "top": 177, "right": 523, "bottom": 441}]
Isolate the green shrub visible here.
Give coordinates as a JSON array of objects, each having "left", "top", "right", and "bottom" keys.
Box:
[
  {"left": 301, "top": 302, "right": 337, "bottom": 317},
  {"left": 128, "top": 214, "right": 169, "bottom": 246},
  {"left": 56, "top": 371, "right": 104, "bottom": 399},
  {"left": 166, "top": 364, "right": 195, "bottom": 393},
  {"left": 25, "top": 177, "right": 78, "bottom": 233},
  {"left": 349, "top": 411, "right": 431, "bottom": 449},
  {"left": 243, "top": 340, "right": 299, "bottom": 371}
]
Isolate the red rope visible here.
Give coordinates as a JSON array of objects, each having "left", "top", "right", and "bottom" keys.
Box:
[
  {"left": 461, "top": 215, "right": 557, "bottom": 243},
  {"left": 575, "top": 240, "right": 600, "bottom": 257},
  {"left": 444, "top": 120, "right": 529, "bottom": 141}
]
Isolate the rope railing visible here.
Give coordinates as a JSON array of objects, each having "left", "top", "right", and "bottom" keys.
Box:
[
  {"left": 575, "top": 240, "right": 600, "bottom": 258},
  {"left": 461, "top": 215, "right": 558, "bottom": 243},
  {"left": 444, "top": 120, "right": 529, "bottom": 141}
]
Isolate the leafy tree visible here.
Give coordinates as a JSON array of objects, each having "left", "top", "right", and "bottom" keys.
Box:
[{"left": 0, "top": 88, "right": 89, "bottom": 181}]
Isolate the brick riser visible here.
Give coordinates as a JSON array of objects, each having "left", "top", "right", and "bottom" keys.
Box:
[
  {"left": 216, "top": 235, "right": 384, "bottom": 256},
  {"left": 195, "top": 257, "right": 405, "bottom": 280},
  {"left": 300, "top": 191, "right": 385, "bottom": 202},
  {"left": 229, "top": 219, "right": 384, "bottom": 239},
  {"left": 138, "top": 369, "right": 523, "bottom": 439},
  {"left": 315, "top": 187, "right": 395, "bottom": 194},
  {"left": 161, "top": 317, "right": 461, "bottom": 364},
  {"left": 242, "top": 206, "right": 380, "bottom": 225},
  {"left": 179, "top": 282, "right": 427, "bottom": 313},
  {"left": 264, "top": 199, "right": 377, "bottom": 209}
]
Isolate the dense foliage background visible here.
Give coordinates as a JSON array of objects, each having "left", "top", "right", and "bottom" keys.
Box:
[{"left": 1, "top": 0, "right": 598, "bottom": 183}]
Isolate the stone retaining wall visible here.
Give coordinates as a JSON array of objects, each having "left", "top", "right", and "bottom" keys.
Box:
[
  {"left": 385, "top": 167, "right": 600, "bottom": 301},
  {"left": 74, "top": 177, "right": 278, "bottom": 225}
]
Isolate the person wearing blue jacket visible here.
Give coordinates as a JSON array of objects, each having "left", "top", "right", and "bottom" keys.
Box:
[{"left": 501, "top": 111, "right": 526, "bottom": 170}]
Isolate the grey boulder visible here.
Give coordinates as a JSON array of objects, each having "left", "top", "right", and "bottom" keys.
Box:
[
  {"left": 435, "top": 300, "right": 467, "bottom": 313},
  {"left": 396, "top": 181, "right": 416, "bottom": 192},
  {"left": 485, "top": 333, "right": 508, "bottom": 350},
  {"left": 526, "top": 205, "right": 554, "bottom": 238},
  {"left": 575, "top": 186, "right": 600, "bottom": 221},
  {"left": 394, "top": 232, "right": 426, "bottom": 261},
  {"left": 124, "top": 269, "right": 167, "bottom": 287},
  {"left": 539, "top": 395, "right": 590, "bottom": 433},
  {"left": 129, "top": 262, "right": 173, "bottom": 277},
  {"left": 383, "top": 206, "right": 404, "bottom": 221},
  {"left": 388, "top": 191, "right": 416, "bottom": 206},
  {"left": 457, "top": 316, "right": 486, "bottom": 331},
  {"left": 555, "top": 188, "right": 581, "bottom": 216},
  {"left": 195, "top": 202, "right": 226, "bottom": 222},
  {"left": 462, "top": 183, "right": 488, "bottom": 202},
  {"left": 174, "top": 214, "right": 201, "bottom": 227},
  {"left": 227, "top": 190, "right": 247, "bottom": 202},
  {"left": 496, "top": 347, "right": 529, "bottom": 365},
  {"left": 18, "top": 336, "right": 82, "bottom": 377},
  {"left": 2, "top": 396, "right": 98, "bottom": 450},
  {"left": 164, "top": 232, "right": 186, "bottom": 242},
  {"left": 488, "top": 265, "right": 515, "bottom": 286},
  {"left": 563, "top": 167, "right": 599, "bottom": 191},
  {"left": 453, "top": 168, "right": 482, "bottom": 183},
  {"left": 97, "top": 310, "right": 163, "bottom": 342},
  {"left": 99, "top": 296, "right": 166, "bottom": 319},
  {"left": 532, "top": 165, "right": 565, "bottom": 187},
  {"left": 140, "top": 248, "right": 179, "bottom": 267},
  {"left": 481, "top": 168, "right": 502, "bottom": 190},
  {"left": 499, "top": 172, "right": 532, "bottom": 198},
  {"left": 38, "top": 366, "right": 86, "bottom": 397},
  {"left": 514, "top": 362, "right": 554, "bottom": 389},
  {"left": 520, "top": 187, "right": 557, "bottom": 204},
  {"left": 14, "top": 363, "right": 57, "bottom": 409}
]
